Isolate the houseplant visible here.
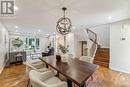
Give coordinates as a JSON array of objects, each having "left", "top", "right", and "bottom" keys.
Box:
[
  {"left": 58, "top": 44, "right": 69, "bottom": 54},
  {"left": 57, "top": 44, "right": 69, "bottom": 62}
]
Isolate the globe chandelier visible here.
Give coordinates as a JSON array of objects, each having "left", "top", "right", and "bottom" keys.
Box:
[{"left": 56, "top": 7, "right": 72, "bottom": 35}]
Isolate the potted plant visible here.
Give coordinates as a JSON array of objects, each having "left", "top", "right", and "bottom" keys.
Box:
[
  {"left": 58, "top": 44, "right": 69, "bottom": 54},
  {"left": 57, "top": 44, "right": 69, "bottom": 62}
]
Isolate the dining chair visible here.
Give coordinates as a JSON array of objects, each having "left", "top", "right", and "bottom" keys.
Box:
[
  {"left": 79, "top": 56, "right": 99, "bottom": 86},
  {"left": 26, "top": 59, "right": 49, "bottom": 87},
  {"left": 29, "top": 70, "right": 68, "bottom": 87},
  {"left": 79, "top": 56, "right": 94, "bottom": 63},
  {"left": 79, "top": 56, "right": 95, "bottom": 82}
]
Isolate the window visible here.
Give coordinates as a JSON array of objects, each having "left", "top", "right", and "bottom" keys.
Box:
[
  {"left": 36, "top": 38, "right": 40, "bottom": 49},
  {"left": 25, "top": 37, "right": 40, "bottom": 51}
]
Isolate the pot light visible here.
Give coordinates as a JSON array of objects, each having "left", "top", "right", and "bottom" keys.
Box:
[
  {"left": 38, "top": 29, "right": 41, "bottom": 32},
  {"left": 14, "top": 6, "right": 19, "bottom": 11},
  {"left": 46, "top": 34, "right": 50, "bottom": 36},
  {"left": 107, "top": 16, "right": 112, "bottom": 19},
  {"left": 15, "top": 26, "right": 18, "bottom": 28},
  {"left": 34, "top": 32, "right": 36, "bottom": 34},
  {"left": 15, "top": 30, "right": 18, "bottom": 32}
]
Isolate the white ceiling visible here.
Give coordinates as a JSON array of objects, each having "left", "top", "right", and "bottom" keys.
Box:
[{"left": 0, "top": 0, "right": 130, "bottom": 35}]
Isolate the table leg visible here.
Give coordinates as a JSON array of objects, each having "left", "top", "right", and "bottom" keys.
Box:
[
  {"left": 27, "top": 79, "right": 30, "bottom": 87},
  {"left": 67, "top": 79, "right": 72, "bottom": 87},
  {"left": 46, "top": 64, "right": 48, "bottom": 68},
  {"left": 81, "top": 84, "right": 86, "bottom": 87}
]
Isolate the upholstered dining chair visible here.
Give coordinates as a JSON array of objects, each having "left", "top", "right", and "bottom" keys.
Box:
[
  {"left": 26, "top": 59, "right": 49, "bottom": 87},
  {"left": 79, "top": 56, "right": 94, "bottom": 63},
  {"left": 79, "top": 56, "right": 99, "bottom": 85},
  {"left": 79, "top": 56, "right": 95, "bottom": 82},
  {"left": 29, "top": 70, "right": 68, "bottom": 87}
]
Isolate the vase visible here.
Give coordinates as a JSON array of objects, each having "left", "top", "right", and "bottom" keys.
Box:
[
  {"left": 56, "top": 55, "right": 61, "bottom": 62},
  {"left": 60, "top": 53, "right": 69, "bottom": 62}
]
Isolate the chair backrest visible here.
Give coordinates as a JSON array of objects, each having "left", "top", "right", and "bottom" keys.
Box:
[
  {"left": 29, "top": 70, "right": 48, "bottom": 87},
  {"left": 26, "top": 60, "right": 41, "bottom": 77},
  {"left": 26, "top": 61, "right": 36, "bottom": 77},
  {"left": 79, "top": 56, "right": 94, "bottom": 63}
]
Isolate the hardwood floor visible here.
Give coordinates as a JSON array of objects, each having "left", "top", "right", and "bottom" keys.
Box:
[
  {"left": 0, "top": 64, "right": 28, "bottom": 87},
  {"left": 0, "top": 64, "right": 130, "bottom": 87}
]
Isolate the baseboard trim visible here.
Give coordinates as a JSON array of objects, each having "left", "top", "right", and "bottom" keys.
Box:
[
  {"left": 0, "top": 59, "right": 9, "bottom": 74},
  {"left": 0, "top": 68, "right": 4, "bottom": 74},
  {"left": 110, "top": 66, "right": 130, "bottom": 74},
  {"left": 0, "top": 63, "right": 6, "bottom": 74}
]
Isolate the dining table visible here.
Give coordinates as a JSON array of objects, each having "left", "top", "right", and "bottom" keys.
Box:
[{"left": 39, "top": 56, "right": 98, "bottom": 87}]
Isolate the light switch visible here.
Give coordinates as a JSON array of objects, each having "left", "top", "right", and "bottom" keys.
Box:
[{"left": 120, "top": 37, "right": 126, "bottom": 41}]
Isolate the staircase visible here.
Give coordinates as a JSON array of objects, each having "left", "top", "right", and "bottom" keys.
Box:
[
  {"left": 84, "top": 29, "right": 110, "bottom": 68},
  {"left": 93, "top": 48, "right": 110, "bottom": 67}
]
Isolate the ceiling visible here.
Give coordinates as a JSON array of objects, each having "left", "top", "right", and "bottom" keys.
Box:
[{"left": 0, "top": 0, "right": 130, "bottom": 36}]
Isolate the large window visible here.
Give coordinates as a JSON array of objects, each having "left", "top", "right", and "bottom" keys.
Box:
[{"left": 25, "top": 37, "right": 40, "bottom": 51}]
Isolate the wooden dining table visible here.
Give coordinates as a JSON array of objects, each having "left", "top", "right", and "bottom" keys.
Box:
[{"left": 39, "top": 56, "right": 98, "bottom": 87}]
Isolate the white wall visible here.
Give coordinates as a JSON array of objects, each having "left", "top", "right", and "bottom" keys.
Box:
[
  {"left": 0, "top": 22, "right": 9, "bottom": 73},
  {"left": 66, "top": 33, "right": 82, "bottom": 58},
  {"left": 90, "top": 24, "right": 110, "bottom": 48},
  {"left": 66, "top": 34, "right": 75, "bottom": 57},
  {"left": 110, "top": 19, "right": 130, "bottom": 74},
  {"left": 74, "top": 34, "right": 82, "bottom": 58},
  {"left": 40, "top": 37, "right": 49, "bottom": 52},
  {"left": 74, "top": 24, "right": 110, "bottom": 48}
]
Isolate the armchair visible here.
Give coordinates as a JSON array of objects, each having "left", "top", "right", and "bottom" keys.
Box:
[
  {"left": 26, "top": 60, "right": 48, "bottom": 77},
  {"left": 26, "top": 59, "right": 49, "bottom": 87},
  {"left": 29, "top": 70, "right": 67, "bottom": 87}
]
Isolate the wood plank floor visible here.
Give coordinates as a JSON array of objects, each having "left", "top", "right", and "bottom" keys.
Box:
[{"left": 0, "top": 64, "right": 130, "bottom": 87}]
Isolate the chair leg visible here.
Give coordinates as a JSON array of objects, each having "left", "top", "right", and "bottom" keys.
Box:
[
  {"left": 90, "top": 75, "right": 93, "bottom": 81},
  {"left": 27, "top": 79, "right": 30, "bottom": 87},
  {"left": 85, "top": 75, "right": 93, "bottom": 86},
  {"left": 81, "top": 84, "right": 86, "bottom": 87}
]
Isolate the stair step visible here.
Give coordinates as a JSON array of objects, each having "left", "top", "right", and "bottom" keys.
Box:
[
  {"left": 96, "top": 50, "right": 109, "bottom": 54},
  {"left": 97, "top": 48, "right": 109, "bottom": 50},
  {"left": 95, "top": 54, "right": 109, "bottom": 59},
  {"left": 100, "top": 53, "right": 109, "bottom": 58},
  {"left": 93, "top": 60, "right": 109, "bottom": 67},
  {"left": 94, "top": 48, "right": 110, "bottom": 68},
  {"left": 94, "top": 57, "right": 109, "bottom": 62}
]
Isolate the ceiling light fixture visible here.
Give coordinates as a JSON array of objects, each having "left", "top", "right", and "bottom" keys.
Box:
[
  {"left": 14, "top": 6, "right": 19, "bottom": 11},
  {"left": 56, "top": 7, "right": 72, "bottom": 35}
]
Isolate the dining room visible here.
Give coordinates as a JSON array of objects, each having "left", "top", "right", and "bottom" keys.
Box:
[{"left": 0, "top": 0, "right": 130, "bottom": 87}]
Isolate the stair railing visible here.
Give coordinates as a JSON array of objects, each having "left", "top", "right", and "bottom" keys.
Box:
[{"left": 85, "top": 28, "right": 98, "bottom": 58}]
